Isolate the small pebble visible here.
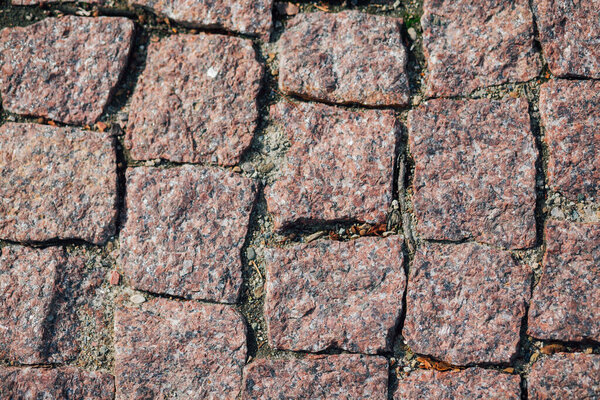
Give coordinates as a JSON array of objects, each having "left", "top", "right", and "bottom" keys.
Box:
[
  {"left": 247, "top": 247, "right": 256, "bottom": 260},
  {"left": 130, "top": 294, "right": 146, "bottom": 304},
  {"left": 407, "top": 27, "right": 417, "bottom": 41}
]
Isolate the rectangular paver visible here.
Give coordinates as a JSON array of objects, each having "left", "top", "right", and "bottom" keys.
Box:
[
  {"left": 408, "top": 98, "right": 537, "bottom": 249},
  {"left": 243, "top": 355, "right": 388, "bottom": 399},
  {"left": 115, "top": 298, "right": 247, "bottom": 400},
  {"left": 528, "top": 220, "right": 600, "bottom": 342},
  {"left": 0, "top": 16, "right": 133, "bottom": 125},
  {"left": 278, "top": 10, "right": 410, "bottom": 107},
  {"left": 265, "top": 236, "right": 405, "bottom": 354},
  {"left": 403, "top": 242, "right": 531, "bottom": 365},
  {"left": 266, "top": 102, "right": 397, "bottom": 230},
  {"left": 0, "top": 123, "right": 118, "bottom": 244},
  {"left": 540, "top": 79, "right": 600, "bottom": 200},
  {"left": 126, "top": 33, "right": 263, "bottom": 166},
  {"left": 120, "top": 166, "right": 257, "bottom": 302},
  {"left": 422, "top": 0, "right": 540, "bottom": 97}
]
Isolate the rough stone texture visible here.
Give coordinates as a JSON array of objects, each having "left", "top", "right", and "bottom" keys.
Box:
[
  {"left": 128, "top": 0, "right": 272, "bottom": 40},
  {"left": 120, "top": 166, "right": 257, "bottom": 302},
  {"left": 409, "top": 98, "right": 537, "bottom": 249},
  {"left": 126, "top": 33, "right": 262, "bottom": 166},
  {"left": 264, "top": 236, "right": 405, "bottom": 354},
  {"left": 266, "top": 102, "right": 397, "bottom": 230},
  {"left": 13, "top": 0, "right": 101, "bottom": 4},
  {"left": 278, "top": 11, "right": 410, "bottom": 107},
  {"left": 0, "top": 123, "right": 117, "bottom": 244},
  {"left": 115, "top": 298, "right": 246, "bottom": 400},
  {"left": 528, "top": 220, "right": 600, "bottom": 342},
  {"left": 243, "top": 355, "right": 388, "bottom": 399},
  {"left": 0, "top": 367, "right": 114, "bottom": 399},
  {"left": 403, "top": 242, "right": 531, "bottom": 365},
  {"left": 529, "top": 353, "right": 600, "bottom": 400},
  {"left": 421, "top": 0, "right": 540, "bottom": 97},
  {"left": 532, "top": 0, "right": 600, "bottom": 78},
  {"left": 0, "top": 245, "right": 109, "bottom": 364},
  {"left": 395, "top": 368, "right": 521, "bottom": 400},
  {"left": 0, "top": 16, "right": 134, "bottom": 125},
  {"left": 539, "top": 80, "right": 600, "bottom": 200}
]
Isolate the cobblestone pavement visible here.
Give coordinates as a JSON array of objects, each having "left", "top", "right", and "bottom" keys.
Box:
[{"left": 0, "top": 0, "right": 598, "bottom": 399}]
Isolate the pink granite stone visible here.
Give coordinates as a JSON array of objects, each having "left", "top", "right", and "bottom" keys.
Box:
[
  {"left": 120, "top": 166, "right": 257, "bottom": 302},
  {"left": 532, "top": 0, "right": 600, "bottom": 78},
  {"left": 0, "top": 16, "right": 134, "bottom": 125},
  {"left": 0, "top": 245, "right": 109, "bottom": 364},
  {"left": 0, "top": 123, "right": 117, "bottom": 244},
  {"left": 278, "top": 10, "right": 410, "bottom": 107},
  {"left": 528, "top": 220, "right": 600, "bottom": 342},
  {"left": 539, "top": 79, "right": 600, "bottom": 200},
  {"left": 421, "top": 0, "right": 540, "bottom": 97},
  {"left": 125, "top": 33, "right": 262, "bottom": 166},
  {"left": 403, "top": 242, "right": 532, "bottom": 365},
  {"left": 114, "top": 298, "right": 246, "bottom": 400},
  {"left": 0, "top": 367, "right": 114, "bottom": 399},
  {"left": 529, "top": 353, "right": 600, "bottom": 400},
  {"left": 409, "top": 98, "right": 537, "bottom": 249},
  {"left": 128, "top": 0, "right": 272, "bottom": 40},
  {"left": 12, "top": 0, "right": 102, "bottom": 4},
  {"left": 265, "top": 236, "right": 405, "bottom": 354},
  {"left": 266, "top": 102, "right": 397, "bottom": 230},
  {"left": 395, "top": 368, "right": 521, "bottom": 399},
  {"left": 243, "top": 355, "right": 388, "bottom": 399}
]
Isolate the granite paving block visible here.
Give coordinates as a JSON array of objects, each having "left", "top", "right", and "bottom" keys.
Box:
[
  {"left": 278, "top": 10, "right": 409, "bottom": 107},
  {"left": 403, "top": 242, "right": 531, "bottom": 365},
  {"left": 0, "top": 16, "right": 134, "bottom": 125},
  {"left": 408, "top": 98, "right": 537, "bottom": 249}
]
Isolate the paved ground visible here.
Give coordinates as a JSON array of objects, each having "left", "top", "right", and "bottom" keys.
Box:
[{"left": 0, "top": 0, "right": 599, "bottom": 399}]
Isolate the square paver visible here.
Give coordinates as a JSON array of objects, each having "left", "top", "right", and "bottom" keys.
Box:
[
  {"left": 532, "top": 0, "right": 600, "bottom": 78},
  {"left": 0, "top": 16, "right": 133, "bottom": 125},
  {"left": 408, "top": 98, "right": 537, "bottom": 249},
  {"left": 395, "top": 368, "right": 521, "bottom": 400},
  {"left": 540, "top": 79, "right": 600, "bottom": 200},
  {"left": 278, "top": 10, "right": 410, "bottom": 107},
  {"left": 120, "top": 166, "right": 257, "bottom": 302},
  {"left": 0, "top": 367, "right": 114, "bottom": 399},
  {"left": 528, "top": 220, "right": 600, "bottom": 342},
  {"left": 529, "top": 353, "right": 600, "bottom": 400},
  {"left": 243, "top": 355, "right": 388, "bottom": 399},
  {"left": 0, "top": 123, "right": 117, "bottom": 244},
  {"left": 266, "top": 102, "right": 397, "bottom": 230},
  {"left": 421, "top": 0, "right": 540, "bottom": 97},
  {"left": 265, "top": 236, "right": 405, "bottom": 354},
  {"left": 115, "top": 298, "right": 247, "bottom": 400},
  {"left": 128, "top": 0, "right": 272, "bottom": 40},
  {"left": 126, "top": 33, "right": 263, "bottom": 166},
  {"left": 0, "top": 245, "right": 109, "bottom": 364},
  {"left": 403, "top": 242, "right": 531, "bottom": 365}
]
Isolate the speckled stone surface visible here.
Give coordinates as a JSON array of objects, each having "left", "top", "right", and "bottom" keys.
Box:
[
  {"left": 409, "top": 98, "right": 537, "bottom": 249},
  {"left": 278, "top": 10, "right": 409, "bottom": 107},
  {"left": 528, "top": 220, "right": 600, "bottom": 342},
  {"left": 264, "top": 236, "right": 405, "bottom": 354},
  {"left": 12, "top": 0, "right": 102, "bottom": 4},
  {"left": 114, "top": 298, "right": 247, "bottom": 400},
  {"left": 243, "top": 355, "right": 388, "bottom": 399},
  {"left": 266, "top": 102, "right": 397, "bottom": 230},
  {"left": 421, "top": 0, "right": 540, "bottom": 97},
  {"left": 539, "top": 80, "right": 600, "bottom": 200},
  {"left": 0, "top": 367, "right": 114, "bottom": 399},
  {"left": 0, "top": 16, "right": 133, "bottom": 125},
  {"left": 125, "top": 33, "right": 262, "bottom": 166},
  {"left": 120, "top": 166, "right": 257, "bottom": 302},
  {"left": 529, "top": 353, "right": 600, "bottom": 400},
  {"left": 0, "top": 245, "right": 109, "bottom": 364},
  {"left": 395, "top": 368, "right": 521, "bottom": 400},
  {"left": 403, "top": 242, "right": 531, "bottom": 365},
  {"left": 0, "top": 123, "right": 117, "bottom": 244},
  {"left": 532, "top": 0, "right": 600, "bottom": 78},
  {"left": 128, "top": 0, "right": 272, "bottom": 40}
]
